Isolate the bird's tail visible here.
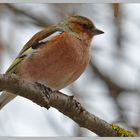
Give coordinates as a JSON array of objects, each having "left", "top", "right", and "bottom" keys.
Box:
[{"left": 0, "top": 92, "right": 16, "bottom": 110}]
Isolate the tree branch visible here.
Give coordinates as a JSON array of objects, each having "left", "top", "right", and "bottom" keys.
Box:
[
  {"left": 0, "top": 74, "right": 134, "bottom": 137},
  {"left": 5, "top": 4, "right": 52, "bottom": 27}
]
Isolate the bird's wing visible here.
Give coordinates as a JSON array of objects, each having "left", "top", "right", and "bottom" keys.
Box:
[{"left": 6, "top": 25, "right": 64, "bottom": 74}]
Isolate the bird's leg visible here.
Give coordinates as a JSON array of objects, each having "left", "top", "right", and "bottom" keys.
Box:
[
  {"left": 35, "top": 82, "right": 52, "bottom": 109},
  {"left": 69, "top": 95, "right": 85, "bottom": 113}
]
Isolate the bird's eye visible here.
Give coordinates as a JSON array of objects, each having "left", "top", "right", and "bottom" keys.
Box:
[{"left": 82, "top": 24, "right": 93, "bottom": 30}]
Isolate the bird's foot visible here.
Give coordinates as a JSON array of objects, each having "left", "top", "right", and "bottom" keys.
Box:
[
  {"left": 69, "top": 95, "right": 85, "bottom": 113},
  {"left": 35, "top": 82, "right": 53, "bottom": 109}
]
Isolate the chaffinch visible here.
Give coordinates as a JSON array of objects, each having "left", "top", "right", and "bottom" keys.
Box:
[{"left": 0, "top": 15, "right": 104, "bottom": 109}]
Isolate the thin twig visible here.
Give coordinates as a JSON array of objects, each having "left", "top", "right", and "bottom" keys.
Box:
[{"left": 5, "top": 4, "right": 52, "bottom": 27}]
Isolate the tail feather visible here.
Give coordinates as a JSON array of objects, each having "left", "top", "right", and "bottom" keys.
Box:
[{"left": 0, "top": 92, "right": 16, "bottom": 110}]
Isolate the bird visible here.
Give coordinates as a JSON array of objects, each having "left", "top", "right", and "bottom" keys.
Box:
[{"left": 0, "top": 15, "right": 104, "bottom": 109}]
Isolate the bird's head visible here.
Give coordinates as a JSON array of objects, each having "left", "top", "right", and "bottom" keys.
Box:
[{"left": 59, "top": 15, "right": 104, "bottom": 44}]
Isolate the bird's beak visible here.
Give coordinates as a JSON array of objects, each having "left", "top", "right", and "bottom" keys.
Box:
[{"left": 94, "top": 28, "right": 104, "bottom": 35}]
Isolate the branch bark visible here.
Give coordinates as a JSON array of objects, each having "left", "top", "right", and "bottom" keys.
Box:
[{"left": 0, "top": 73, "right": 133, "bottom": 137}]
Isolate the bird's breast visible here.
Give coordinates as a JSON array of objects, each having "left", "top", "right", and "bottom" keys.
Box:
[{"left": 17, "top": 32, "right": 91, "bottom": 90}]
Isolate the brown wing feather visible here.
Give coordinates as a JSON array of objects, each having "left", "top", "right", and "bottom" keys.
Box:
[{"left": 6, "top": 25, "right": 64, "bottom": 74}]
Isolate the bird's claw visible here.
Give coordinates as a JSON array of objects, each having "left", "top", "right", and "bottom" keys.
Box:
[
  {"left": 35, "top": 82, "right": 52, "bottom": 109},
  {"left": 69, "top": 95, "right": 84, "bottom": 112}
]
